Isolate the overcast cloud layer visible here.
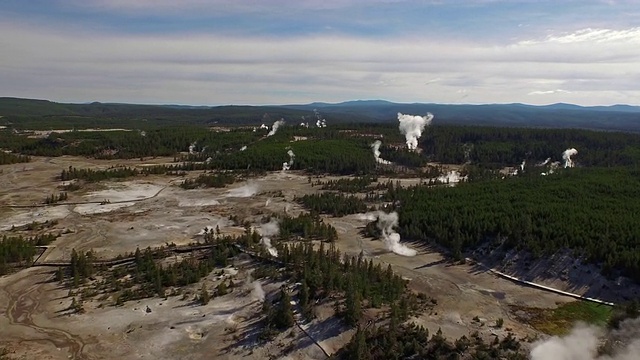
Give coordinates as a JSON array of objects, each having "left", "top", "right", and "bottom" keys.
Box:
[{"left": 1, "top": 0, "right": 639, "bottom": 106}]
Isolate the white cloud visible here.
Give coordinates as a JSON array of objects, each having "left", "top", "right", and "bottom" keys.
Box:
[
  {"left": 0, "top": 22, "right": 639, "bottom": 106},
  {"left": 528, "top": 89, "right": 572, "bottom": 95},
  {"left": 519, "top": 27, "right": 640, "bottom": 45}
]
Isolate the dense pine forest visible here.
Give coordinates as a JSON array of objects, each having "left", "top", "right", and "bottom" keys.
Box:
[
  {"left": 2, "top": 123, "right": 640, "bottom": 171},
  {"left": 385, "top": 167, "right": 640, "bottom": 281},
  {"left": 0, "top": 233, "right": 58, "bottom": 275},
  {"left": 0, "top": 151, "right": 30, "bottom": 165},
  {"left": 296, "top": 193, "right": 370, "bottom": 216}
]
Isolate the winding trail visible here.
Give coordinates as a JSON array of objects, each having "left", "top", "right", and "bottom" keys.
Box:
[{"left": 2, "top": 269, "right": 90, "bottom": 359}]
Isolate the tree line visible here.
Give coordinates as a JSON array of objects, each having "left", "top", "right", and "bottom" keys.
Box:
[
  {"left": 0, "top": 151, "right": 30, "bottom": 165},
  {"left": 276, "top": 213, "right": 339, "bottom": 242},
  {"left": 6, "top": 123, "right": 640, "bottom": 177},
  {"left": 334, "top": 323, "right": 526, "bottom": 360},
  {"left": 60, "top": 165, "right": 172, "bottom": 183},
  {"left": 296, "top": 193, "right": 370, "bottom": 217},
  {"left": 0, "top": 233, "right": 58, "bottom": 275},
  {"left": 180, "top": 172, "right": 237, "bottom": 189},
  {"left": 314, "top": 175, "right": 378, "bottom": 192}
]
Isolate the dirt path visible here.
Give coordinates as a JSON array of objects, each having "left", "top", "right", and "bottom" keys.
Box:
[{"left": 2, "top": 269, "right": 90, "bottom": 360}]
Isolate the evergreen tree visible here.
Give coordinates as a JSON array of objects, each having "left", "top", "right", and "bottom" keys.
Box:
[
  {"left": 344, "top": 277, "right": 362, "bottom": 326},
  {"left": 200, "top": 283, "right": 210, "bottom": 305},
  {"left": 274, "top": 288, "right": 295, "bottom": 330}
]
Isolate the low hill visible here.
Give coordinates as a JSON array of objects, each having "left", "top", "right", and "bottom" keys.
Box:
[{"left": 1, "top": 97, "right": 639, "bottom": 132}]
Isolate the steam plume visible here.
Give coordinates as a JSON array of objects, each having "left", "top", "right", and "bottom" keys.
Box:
[
  {"left": 260, "top": 124, "right": 269, "bottom": 130},
  {"left": 251, "top": 281, "right": 265, "bottom": 302},
  {"left": 313, "top": 109, "right": 327, "bottom": 127},
  {"left": 240, "top": 146, "right": 247, "bottom": 151},
  {"left": 520, "top": 160, "right": 526, "bottom": 171},
  {"left": 267, "top": 119, "right": 285, "bottom": 137},
  {"left": 371, "top": 140, "right": 392, "bottom": 165},
  {"left": 258, "top": 219, "right": 280, "bottom": 257},
  {"left": 224, "top": 183, "right": 258, "bottom": 198},
  {"left": 462, "top": 143, "right": 473, "bottom": 162},
  {"left": 357, "top": 211, "right": 416, "bottom": 256},
  {"left": 437, "top": 170, "right": 465, "bottom": 185},
  {"left": 563, "top": 148, "right": 578, "bottom": 168},
  {"left": 530, "top": 318, "right": 640, "bottom": 360},
  {"left": 538, "top": 157, "right": 552, "bottom": 166},
  {"left": 287, "top": 149, "right": 295, "bottom": 165},
  {"left": 188, "top": 141, "right": 197, "bottom": 154},
  {"left": 282, "top": 149, "right": 295, "bottom": 171},
  {"left": 398, "top": 112, "right": 434, "bottom": 151}
]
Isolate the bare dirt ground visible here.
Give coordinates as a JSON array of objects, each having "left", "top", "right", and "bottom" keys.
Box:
[{"left": 0, "top": 156, "right": 592, "bottom": 359}]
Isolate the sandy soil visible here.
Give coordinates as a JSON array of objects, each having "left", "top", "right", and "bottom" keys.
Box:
[{"left": 0, "top": 156, "right": 595, "bottom": 359}]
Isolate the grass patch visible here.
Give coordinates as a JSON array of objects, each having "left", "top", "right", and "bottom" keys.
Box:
[{"left": 512, "top": 301, "right": 612, "bottom": 336}]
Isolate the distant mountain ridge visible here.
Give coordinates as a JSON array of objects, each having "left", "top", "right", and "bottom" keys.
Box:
[
  {"left": 1, "top": 97, "right": 639, "bottom": 132},
  {"left": 294, "top": 99, "right": 640, "bottom": 113},
  {"left": 282, "top": 100, "right": 640, "bottom": 132}
]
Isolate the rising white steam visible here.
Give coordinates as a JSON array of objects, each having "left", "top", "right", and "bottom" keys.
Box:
[
  {"left": 542, "top": 161, "right": 563, "bottom": 176},
  {"left": 371, "top": 140, "right": 392, "bottom": 165},
  {"left": 313, "top": 109, "right": 327, "bottom": 128},
  {"left": 397, "top": 112, "right": 434, "bottom": 151},
  {"left": 437, "top": 170, "right": 466, "bottom": 185},
  {"left": 188, "top": 141, "right": 197, "bottom": 154},
  {"left": 224, "top": 183, "right": 258, "bottom": 198},
  {"left": 530, "top": 318, "right": 640, "bottom": 360},
  {"left": 520, "top": 160, "right": 526, "bottom": 171},
  {"left": 462, "top": 143, "right": 473, "bottom": 162},
  {"left": 356, "top": 213, "right": 378, "bottom": 222},
  {"left": 357, "top": 211, "right": 416, "bottom": 256},
  {"left": 563, "top": 148, "right": 578, "bottom": 168},
  {"left": 258, "top": 219, "right": 280, "bottom": 257},
  {"left": 282, "top": 149, "right": 295, "bottom": 171},
  {"left": 538, "top": 157, "right": 552, "bottom": 166},
  {"left": 260, "top": 124, "right": 269, "bottom": 130},
  {"left": 267, "top": 119, "right": 285, "bottom": 137},
  {"left": 240, "top": 146, "right": 247, "bottom": 151},
  {"left": 251, "top": 281, "right": 265, "bottom": 302}
]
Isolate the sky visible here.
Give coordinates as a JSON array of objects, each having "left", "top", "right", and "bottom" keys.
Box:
[{"left": 1, "top": 0, "right": 639, "bottom": 106}]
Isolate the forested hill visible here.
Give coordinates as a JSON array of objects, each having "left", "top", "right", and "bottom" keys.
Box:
[
  {"left": 0, "top": 98, "right": 322, "bottom": 129},
  {"left": 284, "top": 101, "right": 640, "bottom": 132},
  {"left": 1, "top": 97, "right": 640, "bottom": 132}
]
